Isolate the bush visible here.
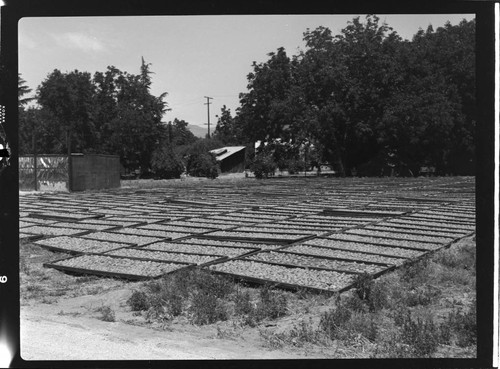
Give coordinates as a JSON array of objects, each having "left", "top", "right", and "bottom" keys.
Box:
[
  {"left": 150, "top": 146, "right": 184, "bottom": 179},
  {"left": 189, "top": 291, "right": 228, "bottom": 325},
  {"left": 251, "top": 154, "right": 277, "bottom": 179},
  {"left": 190, "top": 269, "right": 234, "bottom": 299},
  {"left": 127, "top": 290, "right": 151, "bottom": 311}
]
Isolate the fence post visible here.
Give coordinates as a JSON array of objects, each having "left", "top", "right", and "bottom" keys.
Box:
[
  {"left": 32, "top": 133, "right": 37, "bottom": 191},
  {"left": 67, "top": 128, "right": 72, "bottom": 191}
]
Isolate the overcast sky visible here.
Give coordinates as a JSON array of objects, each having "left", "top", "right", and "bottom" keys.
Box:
[{"left": 19, "top": 14, "right": 475, "bottom": 131}]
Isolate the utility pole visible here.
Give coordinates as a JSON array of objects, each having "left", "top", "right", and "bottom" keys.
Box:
[
  {"left": 204, "top": 96, "right": 213, "bottom": 138},
  {"left": 32, "top": 129, "right": 37, "bottom": 191}
]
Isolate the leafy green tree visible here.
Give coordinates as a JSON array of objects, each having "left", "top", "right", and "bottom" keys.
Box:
[
  {"left": 36, "top": 69, "right": 96, "bottom": 153},
  {"left": 167, "top": 118, "right": 197, "bottom": 146},
  {"left": 213, "top": 105, "right": 240, "bottom": 145},
  {"left": 150, "top": 144, "right": 184, "bottom": 179},
  {"left": 237, "top": 47, "right": 298, "bottom": 144}
]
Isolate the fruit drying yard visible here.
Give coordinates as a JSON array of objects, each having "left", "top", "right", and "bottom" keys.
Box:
[{"left": 19, "top": 176, "right": 475, "bottom": 295}]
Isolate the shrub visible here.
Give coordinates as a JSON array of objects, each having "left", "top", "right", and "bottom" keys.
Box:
[
  {"left": 251, "top": 154, "right": 277, "bottom": 179},
  {"left": 186, "top": 152, "right": 219, "bottom": 179},
  {"left": 400, "top": 312, "right": 439, "bottom": 357},
  {"left": 145, "top": 275, "right": 186, "bottom": 317},
  {"left": 127, "top": 290, "right": 151, "bottom": 311},
  {"left": 150, "top": 146, "right": 185, "bottom": 179},
  {"left": 190, "top": 269, "right": 234, "bottom": 299},
  {"left": 254, "top": 286, "right": 288, "bottom": 320},
  {"left": 234, "top": 290, "right": 254, "bottom": 316},
  {"left": 189, "top": 291, "right": 228, "bottom": 325}
]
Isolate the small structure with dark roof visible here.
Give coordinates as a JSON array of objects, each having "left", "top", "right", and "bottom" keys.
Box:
[{"left": 210, "top": 146, "right": 246, "bottom": 173}]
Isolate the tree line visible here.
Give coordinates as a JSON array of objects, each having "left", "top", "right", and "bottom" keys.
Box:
[
  {"left": 213, "top": 15, "right": 475, "bottom": 176},
  {"left": 19, "top": 15, "right": 475, "bottom": 178}
]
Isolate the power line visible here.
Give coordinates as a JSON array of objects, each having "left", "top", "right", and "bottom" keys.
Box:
[{"left": 204, "top": 96, "right": 213, "bottom": 138}]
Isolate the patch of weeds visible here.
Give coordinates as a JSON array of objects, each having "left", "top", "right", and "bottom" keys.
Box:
[
  {"left": 26, "top": 283, "right": 43, "bottom": 293},
  {"left": 190, "top": 269, "right": 234, "bottom": 299},
  {"left": 434, "top": 243, "right": 475, "bottom": 272},
  {"left": 399, "top": 257, "right": 432, "bottom": 287},
  {"left": 404, "top": 285, "right": 441, "bottom": 307},
  {"left": 343, "top": 293, "right": 369, "bottom": 313},
  {"left": 259, "top": 328, "right": 287, "bottom": 349},
  {"left": 215, "top": 322, "right": 241, "bottom": 340},
  {"left": 287, "top": 318, "right": 328, "bottom": 347},
  {"left": 57, "top": 310, "right": 82, "bottom": 317},
  {"left": 318, "top": 303, "right": 352, "bottom": 340},
  {"left": 438, "top": 320, "right": 452, "bottom": 345},
  {"left": 19, "top": 258, "right": 31, "bottom": 275},
  {"left": 189, "top": 291, "right": 228, "bottom": 325},
  {"left": 367, "top": 280, "right": 391, "bottom": 312},
  {"left": 144, "top": 304, "right": 172, "bottom": 325},
  {"left": 392, "top": 306, "right": 408, "bottom": 327},
  {"left": 49, "top": 288, "right": 67, "bottom": 296},
  {"left": 76, "top": 275, "right": 98, "bottom": 283},
  {"left": 254, "top": 285, "right": 288, "bottom": 321},
  {"left": 400, "top": 310, "right": 439, "bottom": 357},
  {"left": 371, "top": 332, "right": 415, "bottom": 358},
  {"left": 354, "top": 273, "right": 374, "bottom": 301},
  {"left": 342, "top": 312, "right": 379, "bottom": 343},
  {"left": 233, "top": 289, "right": 253, "bottom": 316},
  {"left": 40, "top": 296, "right": 58, "bottom": 304},
  {"left": 95, "top": 305, "right": 116, "bottom": 322},
  {"left": 438, "top": 267, "right": 472, "bottom": 286},
  {"left": 445, "top": 303, "right": 476, "bottom": 347}
]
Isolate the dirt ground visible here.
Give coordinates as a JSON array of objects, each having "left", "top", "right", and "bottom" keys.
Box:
[{"left": 20, "top": 287, "right": 312, "bottom": 360}]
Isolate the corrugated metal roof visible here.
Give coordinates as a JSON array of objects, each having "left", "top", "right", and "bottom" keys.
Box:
[{"left": 209, "top": 146, "right": 246, "bottom": 161}]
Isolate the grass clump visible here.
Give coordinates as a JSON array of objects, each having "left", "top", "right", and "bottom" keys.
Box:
[{"left": 96, "top": 305, "right": 116, "bottom": 322}]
